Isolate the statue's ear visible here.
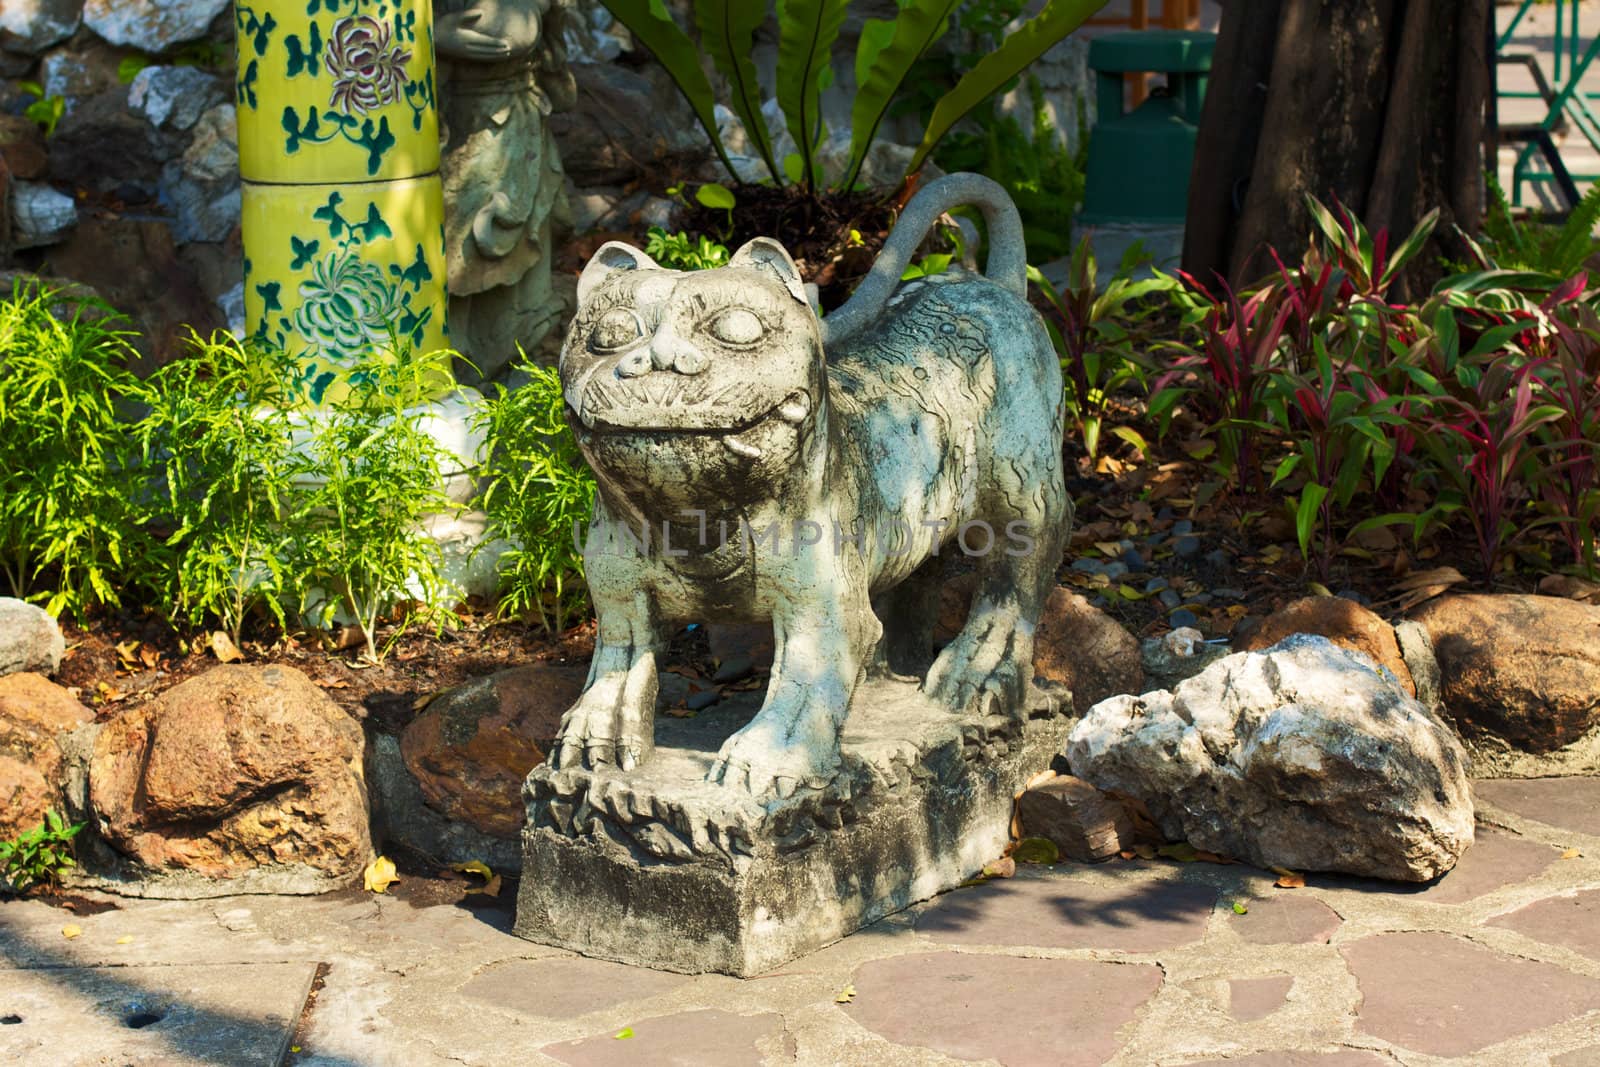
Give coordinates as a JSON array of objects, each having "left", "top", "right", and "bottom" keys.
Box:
[
  {"left": 577, "top": 242, "right": 659, "bottom": 306},
  {"left": 729, "top": 237, "right": 808, "bottom": 305}
]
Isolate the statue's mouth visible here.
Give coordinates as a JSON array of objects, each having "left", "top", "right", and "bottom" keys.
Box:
[{"left": 568, "top": 388, "right": 812, "bottom": 461}]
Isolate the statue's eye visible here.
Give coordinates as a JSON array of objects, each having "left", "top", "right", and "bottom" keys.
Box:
[
  {"left": 589, "top": 307, "right": 643, "bottom": 352},
  {"left": 707, "top": 308, "right": 764, "bottom": 346}
]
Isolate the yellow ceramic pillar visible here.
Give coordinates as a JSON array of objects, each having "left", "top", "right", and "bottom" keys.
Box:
[{"left": 235, "top": 0, "right": 450, "bottom": 404}]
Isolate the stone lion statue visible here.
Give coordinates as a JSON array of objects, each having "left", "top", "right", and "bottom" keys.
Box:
[{"left": 551, "top": 173, "right": 1069, "bottom": 802}]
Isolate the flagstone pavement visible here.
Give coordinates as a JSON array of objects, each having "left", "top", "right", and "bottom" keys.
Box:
[{"left": 3, "top": 777, "right": 1599, "bottom": 1066}]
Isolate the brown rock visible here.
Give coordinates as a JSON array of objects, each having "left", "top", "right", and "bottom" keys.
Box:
[
  {"left": 89, "top": 665, "right": 369, "bottom": 883},
  {"left": 400, "top": 664, "right": 588, "bottom": 839},
  {"left": 1412, "top": 594, "right": 1600, "bottom": 752},
  {"left": 1016, "top": 774, "right": 1135, "bottom": 862},
  {"left": 0, "top": 113, "right": 47, "bottom": 179},
  {"left": 1033, "top": 588, "right": 1144, "bottom": 712},
  {"left": 939, "top": 580, "right": 1143, "bottom": 711},
  {"left": 934, "top": 572, "right": 977, "bottom": 646},
  {"left": 1237, "top": 595, "right": 1414, "bottom": 696},
  {"left": 42, "top": 218, "right": 222, "bottom": 369},
  {"left": 0, "top": 673, "right": 93, "bottom": 838}
]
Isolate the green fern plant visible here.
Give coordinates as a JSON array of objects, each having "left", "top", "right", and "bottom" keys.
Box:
[
  {"left": 476, "top": 358, "right": 601, "bottom": 630},
  {"left": 0, "top": 279, "right": 154, "bottom": 619},
  {"left": 1469, "top": 174, "right": 1600, "bottom": 276},
  {"left": 474, "top": 357, "right": 595, "bottom": 633}
]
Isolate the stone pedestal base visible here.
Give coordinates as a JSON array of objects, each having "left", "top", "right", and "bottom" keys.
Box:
[{"left": 514, "top": 679, "right": 1075, "bottom": 976}]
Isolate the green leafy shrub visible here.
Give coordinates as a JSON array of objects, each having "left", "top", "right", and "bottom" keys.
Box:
[
  {"left": 644, "top": 227, "right": 731, "bottom": 271},
  {"left": 603, "top": 0, "right": 1105, "bottom": 192},
  {"left": 1, "top": 810, "right": 84, "bottom": 893},
  {"left": 140, "top": 333, "right": 309, "bottom": 643},
  {"left": 1463, "top": 175, "right": 1600, "bottom": 277},
  {"left": 291, "top": 352, "right": 459, "bottom": 662},
  {"left": 475, "top": 358, "right": 595, "bottom": 632},
  {"left": 0, "top": 279, "right": 154, "bottom": 618},
  {"left": 1029, "top": 239, "right": 1170, "bottom": 461},
  {"left": 1149, "top": 195, "right": 1600, "bottom": 581}
]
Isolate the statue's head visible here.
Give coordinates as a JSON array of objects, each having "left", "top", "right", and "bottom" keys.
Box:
[{"left": 560, "top": 239, "right": 824, "bottom": 509}]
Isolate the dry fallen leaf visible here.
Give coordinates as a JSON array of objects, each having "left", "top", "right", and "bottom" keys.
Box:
[
  {"left": 334, "top": 625, "right": 367, "bottom": 651},
  {"left": 1388, "top": 566, "right": 1466, "bottom": 611},
  {"left": 61, "top": 924, "right": 82, "bottom": 939},
  {"left": 412, "top": 691, "right": 441, "bottom": 712},
  {"left": 114, "top": 639, "right": 141, "bottom": 669},
  {"left": 209, "top": 631, "right": 244, "bottom": 663},
  {"left": 1562, "top": 848, "right": 1583, "bottom": 860},
  {"left": 1273, "top": 867, "right": 1307, "bottom": 889},
  {"left": 363, "top": 855, "right": 399, "bottom": 894},
  {"left": 1539, "top": 574, "right": 1600, "bottom": 604},
  {"left": 316, "top": 678, "right": 350, "bottom": 690},
  {"left": 981, "top": 856, "right": 1017, "bottom": 879},
  {"left": 835, "top": 984, "right": 857, "bottom": 1004}
]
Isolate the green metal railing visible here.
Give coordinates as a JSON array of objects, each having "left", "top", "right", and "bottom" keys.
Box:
[{"left": 1498, "top": 0, "right": 1600, "bottom": 207}]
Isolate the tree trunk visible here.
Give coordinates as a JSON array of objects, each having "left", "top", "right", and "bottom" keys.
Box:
[{"left": 1183, "top": 0, "right": 1490, "bottom": 297}]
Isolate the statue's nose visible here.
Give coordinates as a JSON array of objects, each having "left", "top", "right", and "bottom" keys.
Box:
[
  {"left": 615, "top": 328, "right": 706, "bottom": 378},
  {"left": 650, "top": 329, "right": 706, "bottom": 376}
]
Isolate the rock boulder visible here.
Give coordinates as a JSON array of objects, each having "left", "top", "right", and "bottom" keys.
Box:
[
  {"left": 88, "top": 664, "right": 370, "bottom": 894},
  {"left": 0, "top": 0, "right": 82, "bottom": 55},
  {"left": 1067, "top": 635, "right": 1474, "bottom": 881},
  {"left": 1412, "top": 594, "right": 1600, "bottom": 753},
  {"left": 84, "top": 0, "right": 228, "bottom": 52},
  {"left": 1237, "top": 595, "right": 1414, "bottom": 696},
  {"left": 0, "top": 673, "right": 93, "bottom": 838},
  {"left": 941, "top": 578, "right": 1144, "bottom": 711},
  {"left": 1033, "top": 588, "right": 1144, "bottom": 712},
  {"left": 1015, "top": 774, "right": 1135, "bottom": 862},
  {"left": 0, "top": 597, "right": 65, "bottom": 677},
  {"left": 398, "top": 663, "right": 587, "bottom": 841}
]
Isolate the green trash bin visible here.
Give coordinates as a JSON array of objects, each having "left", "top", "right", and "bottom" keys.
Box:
[{"left": 1080, "top": 30, "right": 1217, "bottom": 226}]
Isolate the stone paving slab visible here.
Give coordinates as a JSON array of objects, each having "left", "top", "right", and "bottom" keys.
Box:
[
  {"left": 2, "top": 776, "right": 1599, "bottom": 1065},
  {"left": 1475, "top": 777, "right": 1600, "bottom": 839},
  {"left": 0, "top": 962, "right": 315, "bottom": 1066}
]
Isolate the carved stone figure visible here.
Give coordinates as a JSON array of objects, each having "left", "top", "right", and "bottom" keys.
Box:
[
  {"left": 434, "top": 0, "right": 575, "bottom": 382},
  {"left": 552, "top": 173, "right": 1070, "bottom": 802}
]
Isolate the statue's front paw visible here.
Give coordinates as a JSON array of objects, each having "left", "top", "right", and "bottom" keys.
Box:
[
  {"left": 925, "top": 614, "right": 1029, "bottom": 719},
  {"left": 707, "top": 709, "right": 839, "bottom": 803},
  {"left": 551, "top": 672, "right": 655, "bottom": 772}
]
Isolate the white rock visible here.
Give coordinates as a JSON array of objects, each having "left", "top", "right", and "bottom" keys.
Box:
[
  {"left": 1068, "top": 634, "right": 1474, "bottom": 882},
  {"left": 129, "top": 65, "right": 225, "bottom": 131},
  {"left": 0, "top": 597, "right": 65, "bottom": 676},
  {"left": 10, "top": 181, "right": 78, "bottom": 248},
  {"left": 83, "top": 0, "right": 227, "bottom": 52},
  {"left": 0, "top": 0, "right": 82, "bottom": 54}
]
